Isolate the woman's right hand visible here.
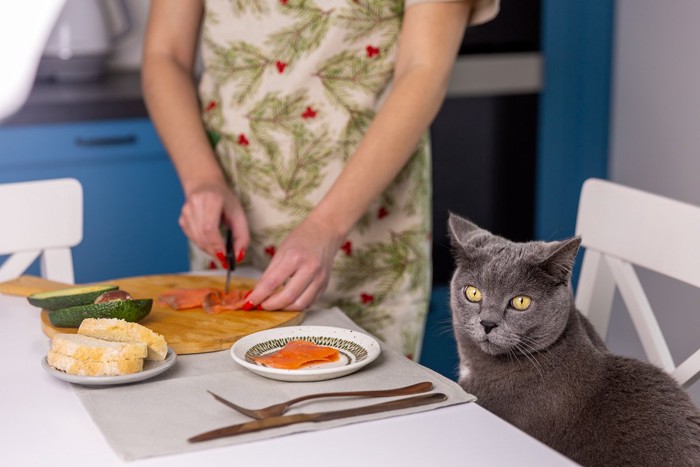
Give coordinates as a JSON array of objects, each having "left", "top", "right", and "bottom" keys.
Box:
[{"left": 179, "top": 180, "right": 250, "bottom": 266}]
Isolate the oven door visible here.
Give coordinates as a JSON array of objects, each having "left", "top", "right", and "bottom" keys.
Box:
[{"left": 431, "top": 0, "right": 542, "bottom": 285}]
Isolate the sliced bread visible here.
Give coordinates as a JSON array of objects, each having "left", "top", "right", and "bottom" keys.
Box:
[
  {"left": 78, "top": 318, "right": 168, "bottom": 361},
  {"left": 51, "top": 333, "right": 147, "bottom": 361},
  {"left": 47, "top": 350, "right": 144, "bottom": 376}
]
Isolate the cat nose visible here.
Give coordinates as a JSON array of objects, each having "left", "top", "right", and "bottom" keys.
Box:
[{"left": 480, "top": 320, "right": 499, "bottom": 334}]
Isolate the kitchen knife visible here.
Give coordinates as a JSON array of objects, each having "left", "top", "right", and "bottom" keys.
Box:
[
  {"left": 188, "top": 392, "right": 447, "bottom": 443},
  {"left": 224, "top": 226, "right": 234, "bottom": 294}
]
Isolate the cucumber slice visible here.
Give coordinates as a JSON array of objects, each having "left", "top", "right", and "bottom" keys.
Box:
[
  {"left": 28, "top": 285, "right": 119, "bottom": 311},
  {"left": 48, "top": 299, "right": 153, "bottom": 328}
]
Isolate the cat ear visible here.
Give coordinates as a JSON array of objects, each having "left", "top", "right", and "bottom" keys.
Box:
[
  {"left": 448, "top": 212, "right": 485, "bottom": 249},
  {"left": 539, "top": 237, "right": 582, "bottom": 282}
]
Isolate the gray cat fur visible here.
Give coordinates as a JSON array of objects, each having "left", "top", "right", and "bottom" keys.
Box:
[{"left": 448, "top": 212, "right": 700, "bottom": 466}]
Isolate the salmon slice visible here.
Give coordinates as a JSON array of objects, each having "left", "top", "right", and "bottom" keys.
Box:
[
  {"left": 157, "top": 287, "right": 252, "bottom": 313},
  {"left": 156, "top": 288, "right": 220, "bottom": 310},
  {"left": 201, "top": 289, "right": 251, "bottom": 314},
  {"left": 251, "top": 339, "right": 340, "bottom": 369}
]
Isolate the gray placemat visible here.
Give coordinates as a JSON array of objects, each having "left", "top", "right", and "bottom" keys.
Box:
[{"left": 73, "top": 308, "right": 475, "bottom": 461}]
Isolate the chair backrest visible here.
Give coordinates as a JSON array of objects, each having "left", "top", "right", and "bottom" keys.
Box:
[
  {"left": 574, "top": 178, "right": 700, "bottom": 389},
  {"left": 0, "top": 178, "right": 82, "bottom": 284}
]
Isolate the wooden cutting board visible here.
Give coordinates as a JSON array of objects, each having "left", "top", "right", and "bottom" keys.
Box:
[{"left": 0, "top": 274, "right": 304, "bottom": 355}]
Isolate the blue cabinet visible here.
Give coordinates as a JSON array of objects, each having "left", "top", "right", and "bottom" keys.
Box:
[
  {"left": 420, "top": 286, "right": 459, "bottom": 380},
  {"left": 0, "top": 118, "right": 189, "bottom": 283}
]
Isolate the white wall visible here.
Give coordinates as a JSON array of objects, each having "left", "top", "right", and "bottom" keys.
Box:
[{"left": 610, "top": 0, "right": 700, "bottom": 403}]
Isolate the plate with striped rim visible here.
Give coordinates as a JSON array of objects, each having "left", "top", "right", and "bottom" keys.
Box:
[{"left": 231, "top": 326, "right": 381, "bottom": 382}]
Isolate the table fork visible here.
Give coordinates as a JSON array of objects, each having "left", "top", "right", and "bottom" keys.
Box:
[{"left": 207, "top": 381, "right": 433, "bottom": 419}]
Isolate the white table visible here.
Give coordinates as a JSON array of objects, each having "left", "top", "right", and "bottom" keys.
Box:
[{"left": 0, "top": 284, "right": 576, "bottom": 466}]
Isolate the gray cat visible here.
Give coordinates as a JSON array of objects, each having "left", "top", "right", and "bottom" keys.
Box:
[{"left": 447, "top": 212, "right": 700, "bottom": 466}]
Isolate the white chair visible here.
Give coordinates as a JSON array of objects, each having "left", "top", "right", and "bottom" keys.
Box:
[
  {"left": 0, "top": 178, "right": 82, "bottom": 284},
  {"left": 574, "top": 178, "right": 700, "bottom": 389}
]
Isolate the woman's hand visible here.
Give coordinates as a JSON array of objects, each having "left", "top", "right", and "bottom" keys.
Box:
[
  {"left": 179, "top": 180, "right": 250, "bottom": 265},
  {"left": 245, "top": 216, "right": 344, "bottom": 311}
]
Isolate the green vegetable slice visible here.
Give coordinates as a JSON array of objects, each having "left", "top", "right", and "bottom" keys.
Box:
[
  {"left": 28, "top": 285, "right": 119, "bottom": 311},
  {"left": 48, "top": 299, "right": 153, "bottom": 328}
]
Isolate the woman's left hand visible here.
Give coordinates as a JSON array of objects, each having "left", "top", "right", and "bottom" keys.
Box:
[{"left": 244, "top": 217, "right": 344, "bottom": 310}]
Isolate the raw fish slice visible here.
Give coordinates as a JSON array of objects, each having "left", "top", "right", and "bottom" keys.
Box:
[
  {"left": 202, "top": 289, "right": 251, "bottom": 314},
  {"left": 157, "top": 288, "right": 218, "bottom": 310},
  {"left": 251, "top": 339, "right": 340, "bottom": 369}
]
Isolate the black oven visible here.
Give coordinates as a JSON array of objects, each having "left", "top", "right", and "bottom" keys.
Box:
[{"left": 430, "top": 0, "right": 542, "bottom": 285}]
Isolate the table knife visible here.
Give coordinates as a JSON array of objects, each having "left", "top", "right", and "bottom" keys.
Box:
[
  {"left": 224, "top": 226, "right": 234, "bottom": 294},
  {"left": 188, "top": 392, "right": 447, "bottom": 443}
]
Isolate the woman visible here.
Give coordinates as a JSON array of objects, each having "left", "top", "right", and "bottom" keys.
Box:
[{"left": 142, "top": 0, "right": 498, "bottom": 358}]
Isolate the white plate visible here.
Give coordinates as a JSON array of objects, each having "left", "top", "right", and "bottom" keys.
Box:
[
  {"left": 41, "top": 348, "right": 177, "bottom": 386},
  {"left": 231, "top": 326, "right": 381, "bottom": 382}
]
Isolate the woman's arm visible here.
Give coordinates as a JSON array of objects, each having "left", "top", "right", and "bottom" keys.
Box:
[
  {"left": 251, "top": 1, "right": 475, "bottom": 310},
  {"left": 312, "top": 1, "right": 474, "bottom": 235},
  {"left": 142, "top": 0, "right": 249, "bottom": 263}
]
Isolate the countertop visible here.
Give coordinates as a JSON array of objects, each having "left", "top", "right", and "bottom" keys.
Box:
[
  {"left": 2, "top": 71, "right": 147, "bottom": 126},
  {"left": 1, "top": 53, "right": 542, "bottom": 127}
]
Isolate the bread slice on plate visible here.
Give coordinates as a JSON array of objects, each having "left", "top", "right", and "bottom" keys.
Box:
[
  {"left": 78, "top": 318, "right": 168, "bottom": 361},
  {"left": 51, "top": 333, "right": 147, "bottom": 361},
  {"left": 47, "top": 350, "right": 144, "bottom": 376}
]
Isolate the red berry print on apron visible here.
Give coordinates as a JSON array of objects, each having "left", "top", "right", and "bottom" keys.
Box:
[
  {"left": 360, "top": 293, "right": 374, "bottom": 304},
  {"left": 377, "top": 207, "right": 389, "bottom": 219},
  {"left": 276, "top": 61, "right": 287, "bottom": 73},
  {"left": 205, "top": 101, "right": 217, "bottom": 112},
  {"left": 237, "top": 134, "right": 250, "bottom": 146},
  {"left": 301, "top": 106, "right": 317, "bottom": 119},
  {"left": 340, "top": 240, "right": 352, "bottom": 255},
  {"left": 264, "top": 245, "right": 277, "bottom": 257},
  {"left": 366, "top": 45, "right": 380, "bottom": 58}
]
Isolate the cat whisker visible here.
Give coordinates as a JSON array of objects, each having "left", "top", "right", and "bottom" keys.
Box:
[
  {"left": 512, "top": 350, "right": 523, "bottom": 367},
  {"left": 434, "top": 239, "right": 451, "bottom": 251},
  {"left": 516, "top": 336, "right": 544, "bottom": 353},
  {"left": 514, "top": 342, "right": 544, "bottom": 378},
  {"left": 433, "top": 318, "right": 456, "bottom": 337},
  {"left": 511, "top": 339, "right": 543, "bottom": 376},
  {"left": 508, "top": 347, "right": 523, "bottom": 367},
  {"left": 515, "top": 337, "right": 549, "bottom": 358},
  {"left": 506, "top": 347, "right": 515, "bottom": 365},
  {"left": 518, "top": 336, "right": 558, "bottom": 366},
  {"left": 517, "top": 338, "right": 560, "bottom": 372}
]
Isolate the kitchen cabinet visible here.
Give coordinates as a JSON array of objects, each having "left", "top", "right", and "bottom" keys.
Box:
[{"left": 0, "top": 118, "right": 189, "bottom": 283}]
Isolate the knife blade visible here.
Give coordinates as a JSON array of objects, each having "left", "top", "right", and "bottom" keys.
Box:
[
  {"left": 224, "top": 226, "right": 234, "bottom": 294},
  {"left": 188, "top": 392, "right": 447, "bottom": 443}
]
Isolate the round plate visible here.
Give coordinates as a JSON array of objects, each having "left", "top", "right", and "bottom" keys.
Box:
[
  {"left": 231, "top": 326, "right": 381, "bottom": 382},
  {"left": 41, "top": 348, "right": 177, "bottom": 386}
]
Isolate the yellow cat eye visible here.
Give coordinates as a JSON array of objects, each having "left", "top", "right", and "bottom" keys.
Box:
[
  {"left": 511, "top": 295, "right": 532, "bottom": 311},
  {"left": 464, "top": 286, "right": 482, "bottom": 303}
]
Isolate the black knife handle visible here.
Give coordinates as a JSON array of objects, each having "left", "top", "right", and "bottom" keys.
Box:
[{"left": 225, "top": 227, "right": 235, "bottom": 272}]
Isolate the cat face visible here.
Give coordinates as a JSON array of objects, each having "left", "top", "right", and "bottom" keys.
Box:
[{"left": 448, "top": 212, "right": 581, "bottom": 356}]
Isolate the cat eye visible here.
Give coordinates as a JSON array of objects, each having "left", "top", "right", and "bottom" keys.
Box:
[
  {"left": 510, "top": 295, "right": 532, "bottom": 311},
  {"left": 464, "top": 286, "right": 482, "bottom": 303}
]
